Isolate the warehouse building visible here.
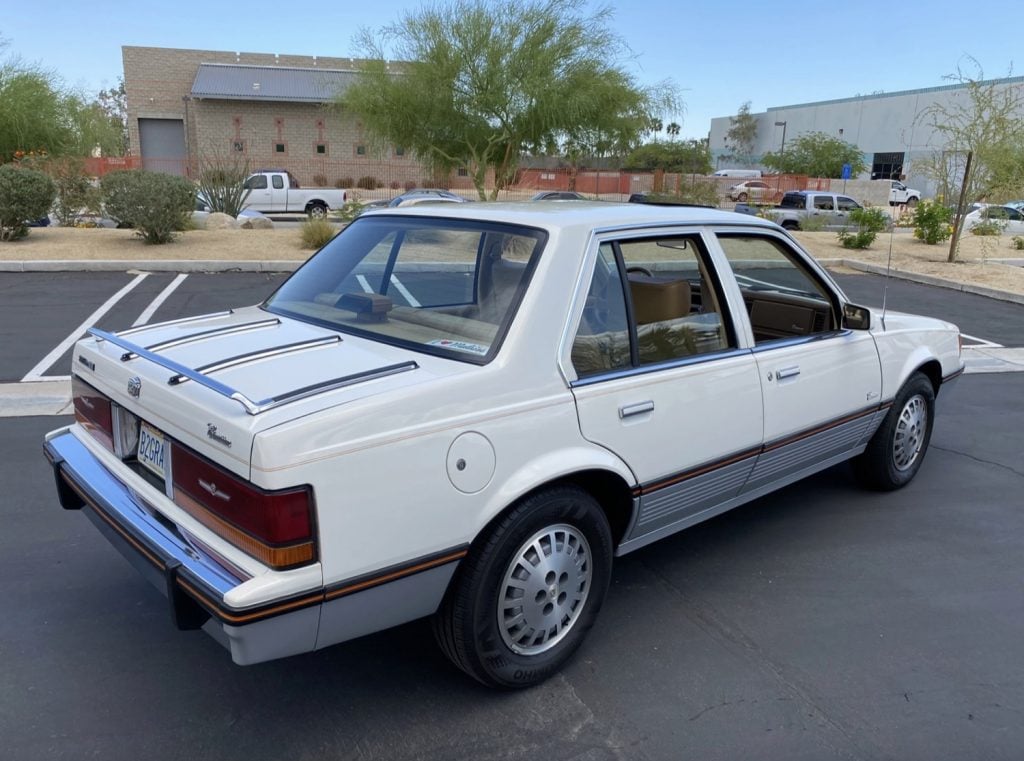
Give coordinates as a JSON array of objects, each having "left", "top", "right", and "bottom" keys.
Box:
[
  {"left": 122, "top": 46, "right": 424, "bottom": 186},
  {"left": 708, "top": 75, "right": 1024, "bottom": 196}
]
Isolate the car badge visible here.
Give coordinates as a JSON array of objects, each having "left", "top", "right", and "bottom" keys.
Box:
[
  {"left": 207, "top": 424, "right": 232, "bottom": 448},
  {"left": 198, "top": 478, "right": 231, "bottom": 501},
  {"left": 127, "top": 376, "right": 142, "bottom": 398}
]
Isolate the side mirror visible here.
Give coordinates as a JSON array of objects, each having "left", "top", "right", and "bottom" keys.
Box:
[{"left": 842, "top": 303, "right": 871, "bottom": 330}]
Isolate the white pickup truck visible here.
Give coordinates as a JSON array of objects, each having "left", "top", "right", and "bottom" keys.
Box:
[
  {"left": 880, "top": 180, "right": 921, "bottom": 206},
  {"left": 240, "top": 170, "right": 347, "bottom": 217}
]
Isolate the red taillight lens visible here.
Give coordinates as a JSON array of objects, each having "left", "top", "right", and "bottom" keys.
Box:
[
  {"left": 72, "top": 376, "right": 114, "bottom": 452},
  {"left": 171, "top": 443, "right": 316, "bottom": 569}
]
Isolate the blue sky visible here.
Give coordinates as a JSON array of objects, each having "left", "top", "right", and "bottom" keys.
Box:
[{"left": 3, "top": 1, "right": 1021, "bottom": 139}]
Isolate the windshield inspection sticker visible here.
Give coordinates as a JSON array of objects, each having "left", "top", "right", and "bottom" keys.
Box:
[{"left": 428, "top": 339, "right": 490, "bottom": 355}]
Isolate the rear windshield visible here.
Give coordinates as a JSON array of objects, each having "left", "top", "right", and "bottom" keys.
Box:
[{"left": 264, "top": 215, "right": 547, "bottom": 364}]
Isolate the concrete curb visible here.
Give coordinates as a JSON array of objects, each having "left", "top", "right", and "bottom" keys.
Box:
[{"left": 1, "top": 256, "right": 1023, "bottom": 305}]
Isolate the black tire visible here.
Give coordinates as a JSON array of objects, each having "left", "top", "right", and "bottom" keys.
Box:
[
  {"left": 737, "top": 192, "right": 748, "bottom": 202},
  {"left": 906, "top": 197, "right": 919, "bottom": 207},
  {"left": 307, "top": 202, "right": 328, "bottom": 218},
  {"left": 781, "top": 220, "right": 800, "bottom": 230},
  {"left": 433, "top": 485, "right": 613, "bottom": 688},
  {"left": 855, "top": 372, "right": 935, "bottom": 491}
]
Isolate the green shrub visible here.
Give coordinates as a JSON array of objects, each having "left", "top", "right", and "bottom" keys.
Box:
[
  {"left": 101, "top": 170, "right": 195, "bottom": 244},
  {"left": 911, "top": 199, "right": 953, "bottom": 244},
  {"left": 797, "top": 214, "right": 828, "bottom": 232},
  {"left": 299, "top": 217, "right": 337, "bottom": 249},
  {"left": 1012, "top": 235, "right": 1024, "bottom": 250},
  {"left": 49, "top": 158, "right": 100, "bottom": 226},
  {"left": 969, "top": 219, "right": 1003, "bottom": 236},
  {"left": 0, "top": 164, "right": 56, "bottom": 241},
  {"left": 837, "top": 206, "right": 889, "bottom": 249},
  {"left": 356, "top": 175, "right": 378, "bottom": 190},
  {"left": 332, "top": 199, "right": 365, "bottom": 224},
  {"left": 313, "top": 173, "right": 328, "bottom": 187}
]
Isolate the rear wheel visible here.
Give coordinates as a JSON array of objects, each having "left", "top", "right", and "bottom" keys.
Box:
[
  {"left": 781, "top": 220, "right": 800, "bottom": 230},
  {"left": 737, "top": 192, "right": 748, "bottom": 202},
  {"left": 307, "top": 202, "right": 328, "bottom": 218},
  {"left": 433, "top": 485, "right": 613, "bottom": 688},
  {"left": 855, "top": 372, "right": 935, "bottom": 490}
]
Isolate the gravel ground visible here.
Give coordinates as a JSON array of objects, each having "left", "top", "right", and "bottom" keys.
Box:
[{"left": 2, "top": 225, "right": 1023, "bottom": 296}]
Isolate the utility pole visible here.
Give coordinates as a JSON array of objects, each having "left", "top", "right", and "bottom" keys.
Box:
[{"left": 948, "top": 151, "right": 973, "bottom": 263}]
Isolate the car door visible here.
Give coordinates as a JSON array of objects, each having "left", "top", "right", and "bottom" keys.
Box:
[
  {"left": 711, "top": 230, "right": 882, "bottom": 495},
  {"left": 242, "top": 174, "right": 271, "bottom": 211},
  {"left": 568, "top": 231, "right": 763, "bottom": 547},
  {"left": 269, "top": 173, "right": 288, "bottom": 211}
]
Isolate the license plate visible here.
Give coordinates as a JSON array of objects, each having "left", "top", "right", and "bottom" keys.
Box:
[{"left": 138, "top": 422, "right": 169, "bottom": 481}]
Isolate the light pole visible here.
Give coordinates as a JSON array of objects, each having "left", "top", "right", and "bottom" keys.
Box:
[{"left": 774, "top": 121, "right": 788, "bottom": 154}]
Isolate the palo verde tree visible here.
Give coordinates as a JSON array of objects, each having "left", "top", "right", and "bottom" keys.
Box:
[
  {"left": 724, "top": 101, "right": 758, "bottom": 165},
  {"left": 762, "top": 131, "right": 867, "bottom": 178},
  {"left": 915, "top": 59, "right": 1024, "bottom": 205},
  {"left": 341, "top": 0, "right": 679, "bottom": 200}
]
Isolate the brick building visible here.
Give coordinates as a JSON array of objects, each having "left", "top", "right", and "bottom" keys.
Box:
[{"left": 122, "top": 45, "right": 426, "bottom": 186}]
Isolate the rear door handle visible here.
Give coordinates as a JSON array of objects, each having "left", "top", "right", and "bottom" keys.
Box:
[
  {"left": 619, "top": 401, "right": 655, "bottom": 419},
  {"left": 776, "top": 365, "right": 800, "bottom": 380}
]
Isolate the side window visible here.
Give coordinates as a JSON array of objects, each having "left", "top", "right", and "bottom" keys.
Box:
[
  {"left": 716, "top": 234, "right": 837, "bottom": 344},
  {"left": 243, "top": 175, "right": 267, "bottom": 190},
  {"left": 836, "top": 196, "right": 859, "bottom": 211},
  {"left": 272, "top": 174, "right": 284, "bottom": 189},
  {"left": 812, "top": 195, "right": 834, "bottom": 211},
  {"left": 571, "top": 236, "right": 733, "bottom": 379}
]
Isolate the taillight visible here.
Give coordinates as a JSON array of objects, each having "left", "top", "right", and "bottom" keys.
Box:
[
  {"left": 73, "top": 376, "right": 114, "bottom": 452},
  {"left": 171, "top": 443, "right": 316, "bottom": 570}
]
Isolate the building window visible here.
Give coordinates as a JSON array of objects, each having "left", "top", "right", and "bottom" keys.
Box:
[
  {"left": 232, "top": 140, "right": 245, "bottom": 153},
  {"left": 316, "top": 143, "right": 327, "bottom": 155},
  {"left": 457, "top": 167, "right": 468, "bottom": 177},
  {"left": 355, "top": 145, "right": 366, "bottom": 156},
  {"left": 274, "top": 143, "right": 287, "bottom": 154}
]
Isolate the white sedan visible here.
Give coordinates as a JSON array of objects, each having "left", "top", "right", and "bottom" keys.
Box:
[
  {"left": 45, "top": 203, "right": 963, "bottom": 687},
  {"left": 963, "top": 204, "right": 1024, "bottom": 234}
]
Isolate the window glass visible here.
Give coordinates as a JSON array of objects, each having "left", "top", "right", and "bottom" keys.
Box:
[
  {"left": 571, "top": 244, "right": 631, "bottom": 377},
  {"left": 271, "top": 175, "right": 284, "bottom": 189},
  {"left": 716, "top": 234, "right": 837, "bottom": 343},
  {"left": 836, "top": 196, "right": 860, "bottom": 211},
  {"left": 779, "top": 193, "right": 804, "bottom": 209},
  {"left": 265, "top": 217, "right": 546, "bottom": 364},
  {"left": 244, "top": 175, "right": 267, "bottom": 190},
  {"left": 812, "top": 195, "right": 834, "bottom": 210}
]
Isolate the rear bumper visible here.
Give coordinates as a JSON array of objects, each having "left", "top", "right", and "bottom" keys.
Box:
[{"left": 43, "top": 429, "right": 320, "bottom": 664}]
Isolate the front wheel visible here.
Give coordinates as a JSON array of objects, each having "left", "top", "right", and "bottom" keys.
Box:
[
  {"left": 737, "top": 192, "right": 748, "bottom": 202},
  {"left": 433, "top": 485, "right": 613, "bottom": 688},
  {"left": 855, "top": 372, "right": 935, "bottom": 490},
  {"left": 906, "top": 197, "right": 919, "bottom": 207}
]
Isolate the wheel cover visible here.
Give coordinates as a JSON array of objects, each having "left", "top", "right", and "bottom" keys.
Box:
[
  {"left": 498, "top": 524, "right": 592, "bottom": 656},
  {"left": 893, "top": 394, "right": 928, "bottom": 471}
]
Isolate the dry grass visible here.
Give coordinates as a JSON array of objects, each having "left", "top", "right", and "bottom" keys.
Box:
[{"left": 2, "top": 225, "right": 1023, "bottom": 296}]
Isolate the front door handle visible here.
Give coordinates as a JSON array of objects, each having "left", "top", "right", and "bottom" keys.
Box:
[
  {"left": 619, "top": 401, "right": 655, "bottom": 419},
  {"left": 776, "top": 365, "right": 801, "bottom": 380}
]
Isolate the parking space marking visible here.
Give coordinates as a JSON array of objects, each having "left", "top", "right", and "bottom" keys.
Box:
[
  {"left": 389, "top": 274, "right": 421, "bottom": 307},
  {"left": 132, "top": 273, "right": 188, "bottom": 327},
  {"left": 356, "top": 275, "right": 374, "bottom": 293},
  {"left": 959, "top": 333, "right": 1004, "bottom": 348},
  {"left": 22, "top": 273, "right": 149, "bottom": 382}
]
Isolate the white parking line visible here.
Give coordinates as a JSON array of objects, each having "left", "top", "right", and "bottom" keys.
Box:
[
  {"left": 959, "top": 333, "right": 1003, "bottom": 348},
  {"left": 356, "top": 275, "right": 374, "bottom": 293},
  {"left": 389, "top": 274, "right": 421, "bottom": 307},
  {"left": 133, "top": 273, "right": 188, "bottom": 326},
  {"left": 22, "top": 273, "right": 149, "bottom": 381}
]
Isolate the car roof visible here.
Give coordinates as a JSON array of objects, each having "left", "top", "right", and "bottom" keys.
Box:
[{"left": 362, "top": 200, "right": 780, "bottom": 233}]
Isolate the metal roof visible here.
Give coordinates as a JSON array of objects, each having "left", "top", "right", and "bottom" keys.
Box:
[{"left": 190, "top": 63, "right": 358, "bottom": 103}]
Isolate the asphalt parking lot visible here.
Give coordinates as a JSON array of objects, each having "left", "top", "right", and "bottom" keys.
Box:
[{"left": 1, "top": 271, "right": 1022, "bottom": 759}]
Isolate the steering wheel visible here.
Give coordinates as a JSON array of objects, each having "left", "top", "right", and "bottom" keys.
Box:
[{"left": 626, "top": 266, "right": 653, "bottom": 277}]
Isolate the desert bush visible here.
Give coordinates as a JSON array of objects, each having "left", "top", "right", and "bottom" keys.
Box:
[
  {"left": 837, "top": 206, "right": 889, "bottom": 249},
  {"left": 300, "top": 217, "right": 337, "bottom": 249},
  {"left": 332, "top": 199, "right": 365, "bottom": 224},
  {"left": 313, "top": 173, "right": 328, "bottom": 187},
  {"left": 334, "top": 177, "right": 352, "bottom": 189},
  {"left": 48, "top": 158, "right": 100, "bottom": 226},
  {"left": 1012, "top": 235, "right": 1024, "bottom": 250},
  {"left": 797, "top": 214, "right": 828, "bottom": 232},
  {"left": 911, "top": 199, "right": 953, "bottom": 245},
  {"left": 196, "top": 159, "right": 251, "bottom": 217},
  {"left": 0, "top": 164, "right": 56, "bottom": 241},
  {"left": 101, "top": 170, "right": 195, "bottom": 244},
  {"left": 389, "top": 180, "right": 400, "bottom": 190},
  {"left": 969, "top": 218, "right": 1003, "bottom": 236},
  {"left": 356, "top": 175, "right": 378, "bottom": 190}
]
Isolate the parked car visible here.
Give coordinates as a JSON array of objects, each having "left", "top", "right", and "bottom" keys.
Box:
[
  {"left": 736, "top": 190, "right": 865, "bottom": 230},
  {"left": 962, "top": 205, "right": 1024, "bottom": 234},
  {"left": 45, "top": 203, "right": 963, "bottom": 688},
  {"left": 874, "top": 179, "right": 922, "bottom": 206},
  {"left": 713, "top": 169, "right": 761, "bottom": 178},
  {"left": 727, "top": 180, "right": 778, "bottom": 203},
  {"left": 530, "top": 190, "right": 587, "bottom": 201},
  {"left": 387, "top": 188, "right": 468, "bottom": 207}
]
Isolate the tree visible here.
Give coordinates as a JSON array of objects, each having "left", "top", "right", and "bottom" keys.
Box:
[
  {"left": 725, "top": 101, "right": 757, "bottom": 165},
  {"left": 665, "top": 122, "right": 681, "bottom": 140},
  {"left": 96, "top": 78, "right": 128, "bottom": 154},
  {"left": 915, "top": 60, "right": 1024, "bottom": 205},
  {"left": 762, "top": 131, "right": 867, "bottom": 177},
  {"left": 623, "top": 139, "right": 711, "bottom": 174},
  {"left": 342, "top": 0, "right": 679, "bottom": 200}
]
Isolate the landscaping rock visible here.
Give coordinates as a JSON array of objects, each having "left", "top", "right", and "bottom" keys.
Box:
[
  {"left": 205, "top": 212, "right": 238, "bottom": 230},
  {"left": 239, "top": 216, "right": 274, "bottom": 230}
]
